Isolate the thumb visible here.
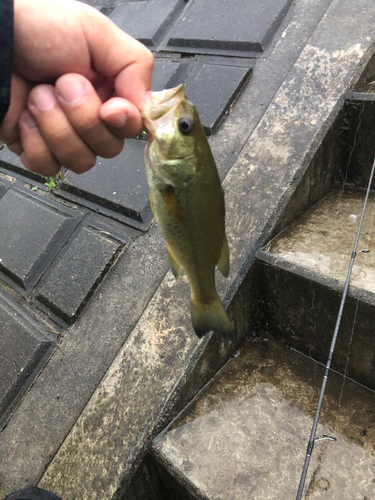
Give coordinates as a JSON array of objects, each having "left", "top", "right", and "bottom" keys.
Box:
[{"left": 79, "top": 5, "right": 154, "bottom": 109}]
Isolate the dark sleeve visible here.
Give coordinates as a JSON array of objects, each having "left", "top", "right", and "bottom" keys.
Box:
[{"left": 0, "top": 0, "right": 13, "bottom": 124}]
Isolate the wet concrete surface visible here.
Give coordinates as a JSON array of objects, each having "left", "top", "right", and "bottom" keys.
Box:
[
  {"left": 268, "top": 186, "right": 375, "bottom": 294},
  {"left": 3, "top": 0, "right": 375, "bottom": 496},
  {"left": 154, "top": 337, "right": 375, "bottom": 499}
]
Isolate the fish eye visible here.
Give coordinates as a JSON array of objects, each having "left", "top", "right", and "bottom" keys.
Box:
[{"left": 178, "top": 117, "right": 194, "bottom": 135}]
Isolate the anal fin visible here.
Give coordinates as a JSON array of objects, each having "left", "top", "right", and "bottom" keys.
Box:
[{"left": 216, "top": 233, "right": 230, "bottom": 278}]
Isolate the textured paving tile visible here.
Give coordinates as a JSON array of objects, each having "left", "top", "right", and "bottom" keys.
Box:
[
  {"left": 165, "top": 0, "right": 293, "bottom": 56},
  {"left": 152, "top": 58, "right": 182, "bottom": 91},
  {"left": 0, "top": 177, "right": 11, "bottom": 199},
  {"left": 0, "top": 291, "right": 52, "bottom": 417},
  {"left": 184, "top": 62, "right": 252, "bottom": 134},
  {"left": 153, "top": 59, "right": 252, "bottom": 134},
  {"left": 0, "top": 225, "right": 169, "bottom": 491},
  {"left": 57, "top": 139, "right": 152, "bottom": 229},
  {"left": 0, "top": 188, "right": 83, "bottom": 293},
  {"left": 109, "top": 0, "right": 185, "bottom": 48},
  {"left": 35, "top": 223, "right": 126, "bottom": 324}
]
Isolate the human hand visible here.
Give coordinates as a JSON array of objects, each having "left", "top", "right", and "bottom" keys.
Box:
[{"left": 0, "top": 0, "right": 154, "bottom": 176}]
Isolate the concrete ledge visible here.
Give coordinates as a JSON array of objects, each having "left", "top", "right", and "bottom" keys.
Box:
[{"left": 0, "top": 225, "right": 169, "bottom": 490}]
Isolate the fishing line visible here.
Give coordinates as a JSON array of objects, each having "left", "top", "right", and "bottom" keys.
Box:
[
  {"left": 307, "top": 286, "right": 318, "bottom": 385},
  {"left": 337, "top": 297, "right": 359, "bottom": 411},
  {"left": 338, "top": 199, "right": 375, "bottom": 410},
  {"left": 336, "top": 80, "right": 375, "bottom": 411},
  {"left": 341, "top": 99, "right": 364, "bottom": 190},
  {"left": 295, "top": 155, "right": 375, "bottom": 500}
]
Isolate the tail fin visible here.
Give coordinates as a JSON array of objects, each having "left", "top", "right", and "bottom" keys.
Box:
[{"left": 191, "top": 294, "right": 234, "bottom": 341}]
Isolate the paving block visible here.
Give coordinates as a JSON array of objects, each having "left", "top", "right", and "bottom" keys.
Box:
[
  {"left": 165, "top": 0, "right": 293, "bottom": 57},
  {"left": 0, "top": 178, "right": 11, "bottom": 199},
  {"left": 56, "top": 139, "right": 152, "bottom": 230},
  {"left": 0, "top": 291, "right": 52, "bottom": 418},
  {"left": 99, "top": 6, "right": 114, "bottom": 16},
  {"left": 152, "top": 58, "right": 182, "bottom": 91},
  {"left": 0, "top": 224, "right": 169, "bottom": 491},
  {"left": 152, "top": 59, "right": 252, "bottom": 134},
  {"left": 0, "top": 187, "right": 83, "bottom": 293},
  {"left": 109, "top": 0, "right": 185, "bottom": 48},
  {"left": 184, "top": 62, "right": 252, "bottom": 134},
  {"left": 35, "top": 223, "right": 125, "bottom": 324}
]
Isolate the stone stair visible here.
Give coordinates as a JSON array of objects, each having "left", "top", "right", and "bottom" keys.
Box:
[
  {"left": 151, "top": 338, "right": 375, "bottom": 499},
  {"left": 126, "top": 38, "right": 375, "bottom": 500}
]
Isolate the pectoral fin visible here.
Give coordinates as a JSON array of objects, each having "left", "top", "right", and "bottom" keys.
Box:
[
  {"left": 216, "top": 233, "right": 230, "bottom": 278},
  {"left": 166, "top": 243, "right": 182, "bottom": 279},
  {"left": 159, "top": 185, "right": 184, "bottom": 224}
]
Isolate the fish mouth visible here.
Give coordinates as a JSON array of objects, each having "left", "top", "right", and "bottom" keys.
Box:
[
  {"left": 141, "top": 84, "right": 186, "bottom": 133},
  {"left": 145, "top": 85, "right": 184, "bottom": 107}
]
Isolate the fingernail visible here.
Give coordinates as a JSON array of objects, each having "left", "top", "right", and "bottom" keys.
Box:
[
  {"left": 31, "top": 86, "right": 56, "bottom": 111},
  {"left": 21, "top": 110, "right": 37, "bottom": 128},
  {"left": 57, "top": 78, "right": 85, "bottom": 106}
]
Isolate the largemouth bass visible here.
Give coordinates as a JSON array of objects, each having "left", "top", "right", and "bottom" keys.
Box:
[{"left": 141, "top": 84, "right": 233, "bottom": 340}]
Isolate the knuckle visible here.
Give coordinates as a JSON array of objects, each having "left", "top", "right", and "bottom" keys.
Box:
[
  {"left": 65, "top": 154, "right": 96, "bottom": 173},
  {"left": 47, "top": 125, "right": 73, "bottom": 145},
  {"left": 77, "top": 118, "right": 101, "bottom": 136}
]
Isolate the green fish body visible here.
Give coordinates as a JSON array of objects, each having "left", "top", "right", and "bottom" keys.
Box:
[{"left": 141, "top": 85, "right": 233, "bottom": 339}]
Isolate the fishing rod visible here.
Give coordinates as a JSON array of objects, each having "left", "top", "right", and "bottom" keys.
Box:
[{"left": 295, "top": 155, "right": 375, "bottom": 499}]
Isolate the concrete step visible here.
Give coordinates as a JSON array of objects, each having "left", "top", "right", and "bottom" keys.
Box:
[
  {"left": 151, "top": 337, "right": 375, "bottom": 499},
  {"left": 148, "top": 185, "right": 375, "bottom": 499},
  {"left": 249, "top": 35, "right": 375, "bottom": 391},
  {"left": 143, "top": 12, "right": 375, "bottom": 500},
  {"left": 256, "top": 185, "right": 375, "bottom": 390}
]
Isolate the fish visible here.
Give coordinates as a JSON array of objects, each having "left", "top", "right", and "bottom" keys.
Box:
[{"left": 141, "top": 84, "right": 233, "bottom": 340}]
